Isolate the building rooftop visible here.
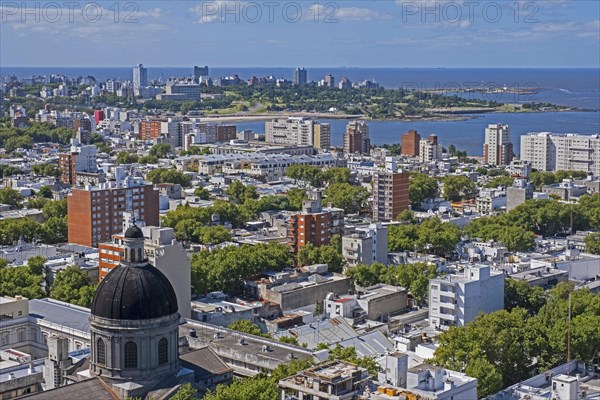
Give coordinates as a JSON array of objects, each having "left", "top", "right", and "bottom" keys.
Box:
[
  {"left": 487, "top": 360, "right": 600, "bottom": 400},
  {"left": 19, "top": 377, "right": 118, "bottom": 400},
  {"left": 179, "top": 320, "right": 314, "bottom": 375},
  {"left": 29, "top": 298, "right": 91, "bottom": 336},
  {"left": 273, "top": 316, "right": 358, "bottom": 349}
]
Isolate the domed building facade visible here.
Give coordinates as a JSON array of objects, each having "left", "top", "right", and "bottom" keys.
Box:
[{"left": 89, "top": 224, "right": 180, "bottom": 383}]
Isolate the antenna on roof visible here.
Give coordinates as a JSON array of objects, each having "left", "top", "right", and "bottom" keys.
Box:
[{"left": 567, "top": 291, "right": 572, "bottom": 362}]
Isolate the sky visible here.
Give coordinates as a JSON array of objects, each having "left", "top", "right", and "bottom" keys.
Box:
[{"left": 1, "top": 0, "right": 599, "bottom": 68}]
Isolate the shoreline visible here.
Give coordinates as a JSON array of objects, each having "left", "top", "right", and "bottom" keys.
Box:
[{"left": 197, "top": 108, "right": 592, "bottom": 124}]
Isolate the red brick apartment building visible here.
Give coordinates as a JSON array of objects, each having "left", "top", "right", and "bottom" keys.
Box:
[{"left": 67, "top": 184, "right": 159, "bottom": 247}]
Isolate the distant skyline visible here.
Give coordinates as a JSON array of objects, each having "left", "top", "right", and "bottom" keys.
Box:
[{"left": 1, "top": 1, "right": 599, "bottom": 68}]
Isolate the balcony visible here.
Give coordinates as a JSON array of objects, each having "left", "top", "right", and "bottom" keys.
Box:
[
  {"left": 438, "top": 300, "right": 456, "bottom": 310},
  {"left": 438, "top": 310, "right": 456, "bottom": 321}
]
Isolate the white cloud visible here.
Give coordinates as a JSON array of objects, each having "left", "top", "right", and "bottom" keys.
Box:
[
  {"left": 189, "top": 1, "right": 241, "bottom": 24},
  {"left": 309, "top": 4, "right": 390, "bottom": 21}
]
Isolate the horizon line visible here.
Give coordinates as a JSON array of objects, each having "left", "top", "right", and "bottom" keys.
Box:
[{"left": 2, "top": 66, "right": 600, "bottom": 70}]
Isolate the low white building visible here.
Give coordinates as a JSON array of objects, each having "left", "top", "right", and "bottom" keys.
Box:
[
  {"left": 429, "top": 265, "right": 504, "bottom": 330},
  {"left": 342, "top": 223, "right": 389, "bottom": 266}
]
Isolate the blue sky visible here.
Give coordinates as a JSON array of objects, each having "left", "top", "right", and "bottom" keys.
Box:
[{"left": 1, "top": 0, "right": 599, "bottom": 67}]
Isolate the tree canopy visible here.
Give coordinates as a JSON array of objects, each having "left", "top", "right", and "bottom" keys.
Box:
[
  {"left": 584, "top": 232, "right": 600, "bottom": 254},
  {"left": 323, "top": 183, "right": 369, "bottom": 214},
  {"left": 345, "top": 262, "right": 440, "bottom": 304},
  {"left": 50, "top": 265, "right": 97, "bottom": 307},
  {"left": 147, "top": 169, "right": 192, "bottom": 187},
  {"left": 116, "top": 151, "right": 139, "bottom": 165},
  {"left": 0, "top": 187, "right": 24, "bottom": 208},
  {"left": 225, "top": 181, "right": 259, "bottom": 205},
  {"left": 190, "top": 243, "right": 292, "bottom": 295},
  {"left": 149, "top": 143, "right": 173, "bottom": 158},
  {"left": 0, "top": 264, "right": 45, "bottom": 299},
  {"left": 443, "top": 175, "right": 477, "bottom": 202},
  {"left": 409, "top": 173, "right": 438, "bottom": 209},
  {"left": 388, "top": 217, "right": 461, "bottom": 257},
  {"left": 297, "top": 242, "right": 345, "bottom": 273},
  {"left": 432, "top": 283, "right": 600, "bottom": 398},
  {"left": 202, "top": 359, "right": 312, "bottom": 400},
  {"left": 227, "top": 320, "right": 271, "bottom": 338}
]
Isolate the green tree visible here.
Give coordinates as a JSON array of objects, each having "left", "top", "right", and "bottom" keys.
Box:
[
  {"left": 414, "top": 217, "right": 462, "bottom": 256},
  {"left": 27, "top": 256, "right": 46, "bottom": 276},
  {"left": 529, "top": 171, "right": 557, "bottom": 190},
  {"left": 324, "top": 183, "right": 369, "bottom": 214},
  {"left": 578, "top": 194, "right": 600, "bottom": 230},
  {"left": 396, "top": 210, "right": 416, "bottom": 223},
  {"left": 432, "top": 308, "right": 536, "bottom": 396},
  {"left": 31, "top": 163, "right": 60, "bottom": 177},
  {"left": 345, "top": 263, "right": 387, "bottom": 287},
  {"left": 0, "top": 165, "right": 24, "bottom": 176},
  {"left": 37, "top": 186, "right": 53, "bottom": 199},
  {"left": 203, "top": 359, "right": 312, "bottom": 400},
  {"left": 193, "top": 225, "right": 231, "bottom": 245},
  {"left": 0, "top": 188, "right": 23, "bottom": 208},
  {"left": 225, "top": 181, "right": 259, "bottom": 205},
  {"left": 298, "top": 243, "right": 345, "bottom": 273},
  {"left": 443, "top": 175, "right": 477, "bottom": 202},
  {"left": 147, "top": 169, "right": 192, "bottom": 187},
  {"left": 116, "top": 151, "right": 139, "bottom": 164},
  {"left": 43, "top": 216, "right": 68, "bottom": 244},
  {"left": 464, "top": 358, "right": 503, "bottom": 398},
  {"left": 50, "top": 265, "right": 97, "bottom": 307},
  {"left": 191, "top": 243, "right": 292, "bottom": 295},
  {"left": 322, "top": 167, "right": 351, "bottom": 184},
  {"left": 409, "top": 173, "right": 438, "bottom": 209},
  {"left": 194, "top": 187, "right": 211, "bottom": 200},
  {"left": 5, "top": 135, "right": 33, "bottom": 152},
  {"left": 0, "top": 218, "right": 45, "bottom": 245},
  {"left": 328, "top": 344, "right": 379, "bottom": 375},
  {"left": 314, "top": 301, "right": 324, "bottom": 317},
  {"left": 228, "top": 320, "right": 270, "bottom": 338},
  {"left": 42, "top": 199, "right": 67, "bottom": 219},
  {"left": 484, "top": 176, "right": 514, "bottom": 188},
  {"left": 149, "top": 143, "right": 173, "bottom": 158},
  {"left": 286, "top": 188, "right": 307, "bottom": 211},
  {"left": 584, "top": 232, "right": 600, "bottom": 254},
  {"left": 504, "top": 278, "right": 546, "bottom": 315},
  {"left": 278, "top": 336, "right": 301, "bottom": 346},
  {"left": 170, "top": 383, "right": 199, "bottom": 400},
  {"left": 0, "top": 265, "right": 45, "bottom": 299},
  {"left": 27, "top": 197, "right": 50, "bottom": 210},
  {"left": 138, "top": 154, "right": 159, "bottom": 164},
  {"left": 345, "top": 262, "right": 439, "bottom": 305},
  {"left": 285, "top": 165, "right": 324, "bottom": 187}
]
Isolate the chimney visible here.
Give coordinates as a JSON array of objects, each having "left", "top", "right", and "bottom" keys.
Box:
[{"left": 444, "top": 379, "right": 454, "bottom": 391}]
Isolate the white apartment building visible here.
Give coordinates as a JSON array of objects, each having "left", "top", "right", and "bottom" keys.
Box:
[
  {"left": 142, "top": 226, "right": 192, "bottom": 319},
  {"left": 73, "top": 145, "right": 97, "bottom": 175},
  {"left": 419, "top": 134, "right": 443, "bottom": 163},
  {"left": 484, "top": 123, "right": 513, "bottom": 166},
  {"left": 342, "top": 223, "right": 389, "bottom": 265},
  {"left": 265, "top": 117, "right": 327, "bottom": 147},
  {"left": 429, "top": 265, "right": 504, "bottom": 330},
  {"left": 132, "top": 64, "right": 148, "bottom": 96},
  {"left": 161, "top": 117, "right": 184, "bottom": 147},
  {"left": 196, "top": 152, "right": 336, "bottom": 181},
  {"left": 520, "top": 133, "right": 600, "bottom": 176}
]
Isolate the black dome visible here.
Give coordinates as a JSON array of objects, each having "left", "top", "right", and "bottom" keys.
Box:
[
  {"left": 91, "top": 264, "right": 178, "bottom": 320},
  {"left": 124, "top": 225, "right": 144, "bottom": 239}
]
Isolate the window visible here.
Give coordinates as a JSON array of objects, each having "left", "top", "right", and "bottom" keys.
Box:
[
  {"left": 138, "top": 248, "right": 142, "bottom": 261},
  {"left": 97, "top": 338, "right": 106, "bottom": 365},
  {"left": 158, "top": 338, "right": 168, "bottom": 365},
  {"left": 124, "top": 342, "right": 137, "bottom": 368}
]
